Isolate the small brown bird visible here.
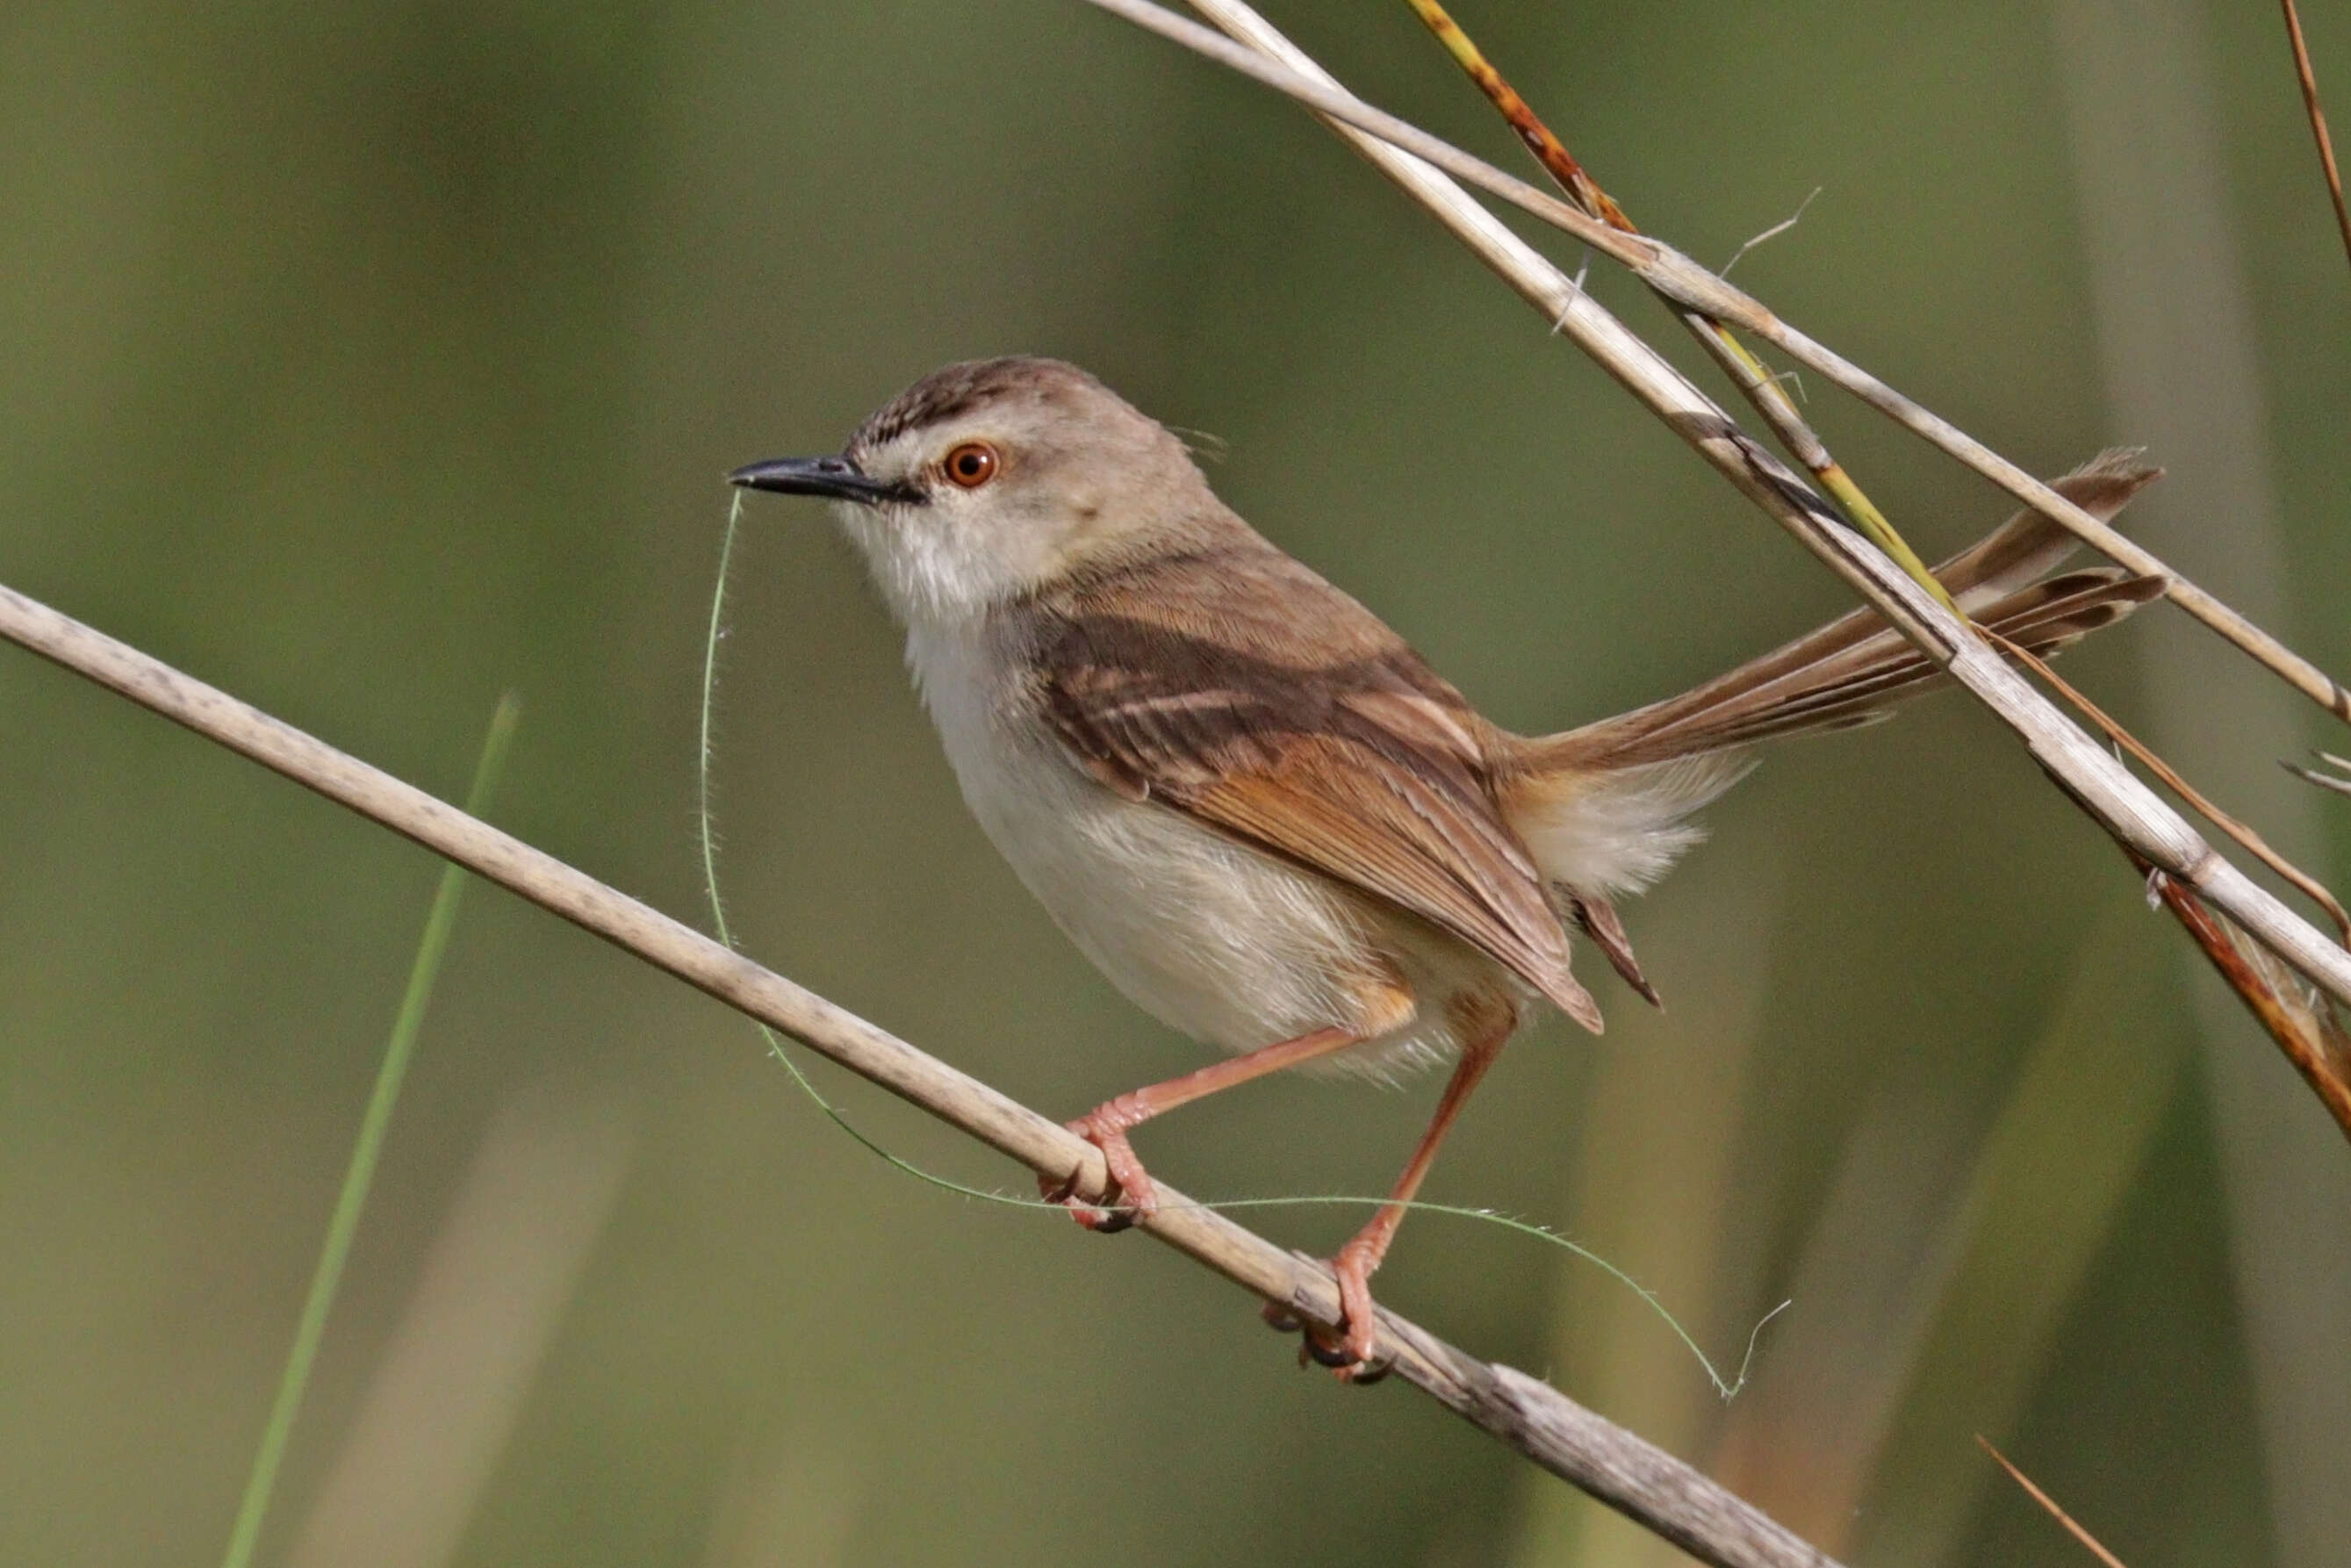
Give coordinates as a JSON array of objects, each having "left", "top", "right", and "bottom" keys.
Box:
[{"left": 732, "top": 356, "right": 2158, "bottom": 1372}]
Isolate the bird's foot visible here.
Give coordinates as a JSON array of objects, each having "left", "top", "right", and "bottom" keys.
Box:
[
  {"left": 1038, "top": 1111, "right": 1160, "bottom": 1234},
  {"left": 1260, "top": 1241, "right": 1391, "bottom": 1385}
]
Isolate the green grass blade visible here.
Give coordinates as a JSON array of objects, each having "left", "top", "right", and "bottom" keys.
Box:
[{"left": 219, "top": 692, "right": 522, "bottom": 1568}]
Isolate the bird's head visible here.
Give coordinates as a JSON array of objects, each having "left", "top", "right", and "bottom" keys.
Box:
[{"left": 731, "top": 356, "right": 1216, "bottom": 626}]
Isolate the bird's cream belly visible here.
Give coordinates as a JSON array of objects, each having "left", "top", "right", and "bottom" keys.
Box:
[
  {"left": 963, "top": 734, "right": 1381, "bottom": 1048},
  {"left": 906, "top": 622, "right": 1503, "bottom": 1077}
]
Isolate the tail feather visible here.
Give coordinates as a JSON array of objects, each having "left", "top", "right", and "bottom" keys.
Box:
[
  {"left": 1498, "top": 452, "right": 2162, "bottom": 910},
  {"left": 1513, "top": 451, "right": 2162, "bottom": 774},
  {"left": 1618, "top": 570, "right": 2161, "bottom": 758}
]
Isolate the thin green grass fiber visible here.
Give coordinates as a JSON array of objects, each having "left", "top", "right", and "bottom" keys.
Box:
[{"left": 701, "top": 498, "right": 1780, "bottom": 1398}]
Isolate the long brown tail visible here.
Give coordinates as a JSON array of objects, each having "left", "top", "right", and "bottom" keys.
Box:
[
  {"left": 1513, "top": 450, "right": 2164, "bottom": 774},
  {"left": 1495, "top": 454, "right": 2164, "bottom": 1000}
]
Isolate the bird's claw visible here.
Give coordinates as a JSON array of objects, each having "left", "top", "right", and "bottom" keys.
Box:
[
  {"left": 1259, "top": 1246, "right": 1391, "bottom": 1385},
  {"left": 1038, "top": 1114, "right": 1159, "bottom": 1232}
]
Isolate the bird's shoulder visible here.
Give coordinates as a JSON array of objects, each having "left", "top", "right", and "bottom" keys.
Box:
[{"left": 1018, "top": 531, "right": 1499, "bottom": 790}]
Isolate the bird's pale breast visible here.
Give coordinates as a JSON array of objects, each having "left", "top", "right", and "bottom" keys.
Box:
[{"left": 902, "top": 615, "right": 1498, "bottom": 1079}]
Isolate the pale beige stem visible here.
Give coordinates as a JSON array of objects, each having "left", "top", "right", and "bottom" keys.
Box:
[{"left": 0, "top": 579, "right": 1843, "bottom": 1568}]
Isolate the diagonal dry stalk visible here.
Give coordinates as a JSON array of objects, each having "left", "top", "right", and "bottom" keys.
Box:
[
  {"left": 1162, "top": 0, "right": 2351, "bottom": 1042},
  {"left": 2278, "top": 0, "right": 2351, "bottom": 274},
  {"left": 1076, "top": 0, "right": 2351, "bottom": 724},
  {"left": 0, "top": 579, "right": 1843, "bottom": 1568}
]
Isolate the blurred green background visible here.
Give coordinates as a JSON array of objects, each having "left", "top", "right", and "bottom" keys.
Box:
[{"left": 4, "top": 0, "right": 2347, "bottom": 1564}]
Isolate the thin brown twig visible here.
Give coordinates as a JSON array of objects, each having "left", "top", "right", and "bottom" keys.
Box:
[
  {"left": 2130, "top": 851, "right": 2351, "bottom": 1145},
  {"left": 1400, "top": 0, "right": 1629, "bottom": 229},
  {"left": 1975, "top": 1437, "right": 2131, "bottom": 1568},
  {"left": 0, "top": 578, "right": 1844, "bottom": 1568},
  {"left": 2280, "top": 0, "right": 2351, "bottom": 275},
  {"left": 1984, "top": 627, "right": 2351, "bottom": 946},
  {"left": 1075, "top": 0, "right": 2351, "bottom": 724}
]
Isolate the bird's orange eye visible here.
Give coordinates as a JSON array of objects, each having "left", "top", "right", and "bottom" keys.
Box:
[{"left": 943, "top": 442, "right": 999, "bottom": 489}]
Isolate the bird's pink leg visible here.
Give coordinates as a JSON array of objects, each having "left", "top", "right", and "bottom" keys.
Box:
[
  {"left": 1041, "top": 1025, "right": 1362, "bottom": 1230},
  {"left": 1298, "top": 1011, "right": 1513, "bottom": 1377}
]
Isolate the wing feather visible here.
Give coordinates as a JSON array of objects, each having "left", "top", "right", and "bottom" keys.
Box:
[{"left": 1031, "top": 545, "right": 1601, "bottom": 1031}]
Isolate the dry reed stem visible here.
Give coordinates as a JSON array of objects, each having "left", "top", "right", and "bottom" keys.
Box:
[
  {"left": 2278, "top": 0, "right": 2351, "bottom": 274},
  {"left": 1077, "top": 0, "right": 2351, "bottom": 723},
  {"left": 1170, "top": 0, "right": 2351, "bottom": 1025},
  {"left": 0, "top": 578, "right": 1844, "bottom": 1568},
  {"left": 1975, "top": 1437, "right": 2132, "bottom": 1568}
]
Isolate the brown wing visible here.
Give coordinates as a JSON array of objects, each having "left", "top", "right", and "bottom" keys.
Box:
[{"left": 1030, "top": 542, "right": 1602, "bottom": 1032}]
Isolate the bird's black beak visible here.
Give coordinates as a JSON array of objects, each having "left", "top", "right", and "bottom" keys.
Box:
[{"left": 727, "top": 454, "right": 919, "bottom": 506}]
